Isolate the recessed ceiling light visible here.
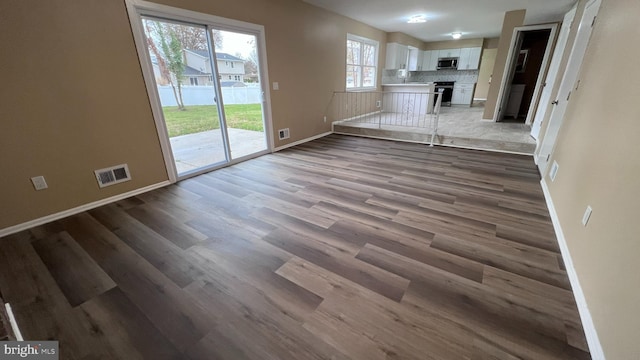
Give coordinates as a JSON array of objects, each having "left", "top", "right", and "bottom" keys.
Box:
[
  {"left": 407, "top": 15, "right": 427, "bottom": 24},
  {"left": 452, "top": 32, "right": 463, "bottom": 39}
]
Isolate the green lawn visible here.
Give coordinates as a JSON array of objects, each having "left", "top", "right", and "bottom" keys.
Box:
[{"left": 163, "top": 104, "right": 264, "bottom": 137}]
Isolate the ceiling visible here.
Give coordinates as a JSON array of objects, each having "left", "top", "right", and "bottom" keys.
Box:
[{"left": 302, "top": 0, "right": 577, "bottom": 42}]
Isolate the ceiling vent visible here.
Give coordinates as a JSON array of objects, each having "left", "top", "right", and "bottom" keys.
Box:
[{"left": 95, "top": 164, "right": 131, "bottom": 188}]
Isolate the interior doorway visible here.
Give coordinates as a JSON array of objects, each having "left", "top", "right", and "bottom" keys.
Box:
[
  {"left": 530, "top": 6, "right": 577, "bottom": 140},
  {"left": 494, "top": 24, "right": 558, "bottom": 124},
  {"left": 536, "top": 0, "right": 601, "bottom": 174},
  {"left": 126, "top": 1, "right": 273, "bottom": 182}
]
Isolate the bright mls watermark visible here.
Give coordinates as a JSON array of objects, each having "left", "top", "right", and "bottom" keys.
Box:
[{"left": 1, "top": 342, "right": 58, "bottom": 359}]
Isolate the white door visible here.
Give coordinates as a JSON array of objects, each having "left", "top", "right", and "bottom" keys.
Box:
[
  {"left": 530, "top": 7, "right": 577, "bottom": 140},
  {"left": 537, "top": 0, "right": 601, "bottom": 173}
]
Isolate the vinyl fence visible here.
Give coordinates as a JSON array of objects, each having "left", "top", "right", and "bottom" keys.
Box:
[{"left": 157, "top": 85, "right": 262, "bottom": 106}]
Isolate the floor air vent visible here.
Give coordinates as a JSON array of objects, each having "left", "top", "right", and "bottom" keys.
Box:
[{"left": 94, "top": 164, "right": 131, "bottom": 188}]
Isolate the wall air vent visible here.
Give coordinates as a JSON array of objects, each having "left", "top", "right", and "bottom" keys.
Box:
[
  {"left": 278, "top": 128, "right": 290, "bottom": 140},
  {"left": 94, "top": 164, "right": 131, "bottom": 188}
]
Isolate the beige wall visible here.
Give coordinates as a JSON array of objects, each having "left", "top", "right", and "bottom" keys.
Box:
[
  {"left": 423, "top": 38, "right": 484, "bottom": 50},
  {"left": 387, "top": 32, "right": 424, "bottom": 49},
  {"left": 0, "top": 0, "right": 168, "bottom": 230},
  {"left": 474, "top": 48, "right": 497, "bottom": 100},
  {"left": 483, "top": 10, "right": 526, "bottom": 119},
  {"left": 483, "top": 37, "right": 500, "bottom": 49},
  {"left": 544, "top": 0, "right": 640, "bottom": 358},
  {"left": 0, "top": 0, "right": 387, "bottom": 230}
]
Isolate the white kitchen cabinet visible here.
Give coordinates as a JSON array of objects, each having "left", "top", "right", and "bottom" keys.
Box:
[
  {"left": 420, "top": 51, "right": 431, "bottom": 71},
  {"left": 438, "top": 48, "right": 461, "bottom": 59},
  {"left": 421, "top": 50, "right": 438, "bottom": 71},
  {"left": 458, "top": 47, "right": 482, "bottom": 70},
  {"left": 451, "top": 83, "right": 475, "bottom": 106},
  {"left": 408, "top": 48, "right": 423, "bottom": 71},
  {"left": 385, "top": 43, "right": 409, "bottom": 70}
]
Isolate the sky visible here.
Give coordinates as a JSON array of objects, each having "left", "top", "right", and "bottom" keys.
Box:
[{"left": 218, "top": 31, "right": 255, "bottom": 58}]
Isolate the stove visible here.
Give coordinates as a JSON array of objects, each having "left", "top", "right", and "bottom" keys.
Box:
[{"left": 434, "top": 81, "right": 455, "bottom": 107}]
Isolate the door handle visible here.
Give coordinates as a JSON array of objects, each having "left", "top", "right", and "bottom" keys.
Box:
[{"left": 551, "top": 100, "right": 559, "bottom": 105}]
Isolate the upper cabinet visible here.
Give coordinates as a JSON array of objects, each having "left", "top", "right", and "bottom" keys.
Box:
[
  {"left": 458, "top": 47, "right": 482, "bottom": 70},
  {"left": 407, "top": 48, "right": 423, "bottom": 71},
  {"left": 385, "top": 43, "right": 409, "bottom": 70},
  {"left": 421, "top": 50, "right": 438, "bottom": 71},
  {"left": 438, "top": 48, "right": 461, "bottom": 58},
  {"left": 384, "top": 44, "right": 482, "bottom": 71}
]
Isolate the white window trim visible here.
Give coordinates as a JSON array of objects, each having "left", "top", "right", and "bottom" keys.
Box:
[{"left": 346, "top": 33, "right": 379, "bottom": 92}]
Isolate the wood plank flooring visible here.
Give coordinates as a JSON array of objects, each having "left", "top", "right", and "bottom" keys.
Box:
[{"left": 0, "top": 134, "right": 590, "bottom": 359}]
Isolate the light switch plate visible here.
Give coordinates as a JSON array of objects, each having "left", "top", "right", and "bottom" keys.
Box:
[
  {"left": 272, "top": 82, "right": 279, "bottom": 90},
  {"left": 31, "top": 176, "right": 48, "bottom": 190},
  {"left": 582, "top": 206, "right": 593, "bottom": 226},
  {"left": 549, "top": 161, "right": 559, "bottom": 182}
]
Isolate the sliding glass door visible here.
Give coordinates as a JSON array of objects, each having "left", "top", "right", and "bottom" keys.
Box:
[
  {"left": 214, "top": 30, "right": 268, "bottom": 160},
  {"left": 138, "top": 13, "right": 269, "bottom": 178}
]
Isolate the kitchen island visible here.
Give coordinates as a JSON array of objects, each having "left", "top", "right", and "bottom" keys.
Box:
[{"left": 381, "top": 83, "right": 436, "bottom": 114}]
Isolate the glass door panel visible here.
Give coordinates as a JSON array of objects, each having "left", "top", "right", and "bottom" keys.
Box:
[
  {"left": 212, "top": 30, "right": 268, "bottom": 159},
  {"left": 141, "top": 17, "right": 228, "bottom": 176}
]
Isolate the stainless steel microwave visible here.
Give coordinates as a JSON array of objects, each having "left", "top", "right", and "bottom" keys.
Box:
[{"left": 437, "top": 57, "right": 458, "bottom": 70}]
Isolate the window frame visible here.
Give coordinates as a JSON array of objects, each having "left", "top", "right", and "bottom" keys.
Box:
[{"left": 346, "top": 33, "right": 379, "bottom": 91}]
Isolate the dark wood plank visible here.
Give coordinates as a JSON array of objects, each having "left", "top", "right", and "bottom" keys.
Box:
[
  {"left": 263, "top": 227, "right": 410, "bottom": 302},
  {"left": 125, "top": 203, "right": 207, "bottom": 250},
  {"left": 32, "top": 231, "right": 116, "bottom": 307},
  {"left": 90, "top": 204, "right": 204, "bottom": 288},
  {"left": 61, "top": 213, "right": 215, "bottom": 352},
  {"left": 79, "top": 287, "right": 183, "bottom": 360}
]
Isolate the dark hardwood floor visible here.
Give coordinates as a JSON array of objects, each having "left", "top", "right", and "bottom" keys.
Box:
[{"left": 0, "top": 134, "right": 590, "bottom": 359}]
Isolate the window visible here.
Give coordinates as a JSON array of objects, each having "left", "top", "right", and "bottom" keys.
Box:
[
  {"left": 234, "top": 75, "right": 241, "bottom": 81},
  {"left": 231, "top": 62, "right": 234, "bottom": 68},
  {"left": 346, "top": 34, "right": 378, "bottom": 90},
  {"left": 190, "top": 77, "right": 198, "bottom": 86}
]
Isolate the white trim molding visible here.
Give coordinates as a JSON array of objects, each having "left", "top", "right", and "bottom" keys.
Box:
[
  {"left": 273, "top": 132, "right": 332, "bottom": 152},
  {"left": 541, "top": 179, "right": 605, "bottom": 359},
  {"left": 0, "top": 181, "right": 170, "bottom": 238},
  {"left": 4, "top": 303, "right": 23, "bottom": 341}
]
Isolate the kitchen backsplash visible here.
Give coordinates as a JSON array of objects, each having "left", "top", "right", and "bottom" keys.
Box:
[{"left": 382, "top": 69, "right": 479, "bottom": 84}]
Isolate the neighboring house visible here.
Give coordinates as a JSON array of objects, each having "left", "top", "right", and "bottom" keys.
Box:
[{"left": 182, "top": 49, "right": 245, "bottom": 85}]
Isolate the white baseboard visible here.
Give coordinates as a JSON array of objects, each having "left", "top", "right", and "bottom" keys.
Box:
[
  {"left": 0, "top": 181, "right": 171, "bottom": 238},
  {"left": 273, "top": 131, "right": 332, "bottom": 152},
  {"left": 541, "top": 179, "right": 605, "bottom": 359},
  {"left": 4, "top": 303, "right": 23, "bottom": 341}
]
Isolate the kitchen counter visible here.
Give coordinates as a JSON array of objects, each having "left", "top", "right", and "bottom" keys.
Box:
[
  {"left": 381, "top": 83, "right": 434, "bottom": 87},
  {"left": 381, "top": 83, "right": 436, "bottom": 114}
]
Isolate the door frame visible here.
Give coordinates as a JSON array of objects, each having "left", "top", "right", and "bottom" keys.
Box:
[
  {"left": 493, "top": 23, "right": 558, "bottom": 123},
  {"left": 125, "top": 0, "right": 274, "bottom": 183},
  {"left": 530, "top": 6, "right": 577, "bottom": 141},
  {"left": 536, "top": 0, "right": 602, "bottom": 174}
]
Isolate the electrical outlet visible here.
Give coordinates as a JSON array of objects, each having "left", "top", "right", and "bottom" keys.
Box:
[
  {"left": 272, "top": 82, "right": 279, "bottom": 90},
  {"left": 376, "top": 100, "right": 382, "bottom": 108},
  {"left": 31, "top": 176, "right": 48, "bottom": 190},
  {"left": 582, "top": 206, "right": 593, "bottom": 226},
  {"left": 549, "top": 161, "right": 559, "bottom": 182}
]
